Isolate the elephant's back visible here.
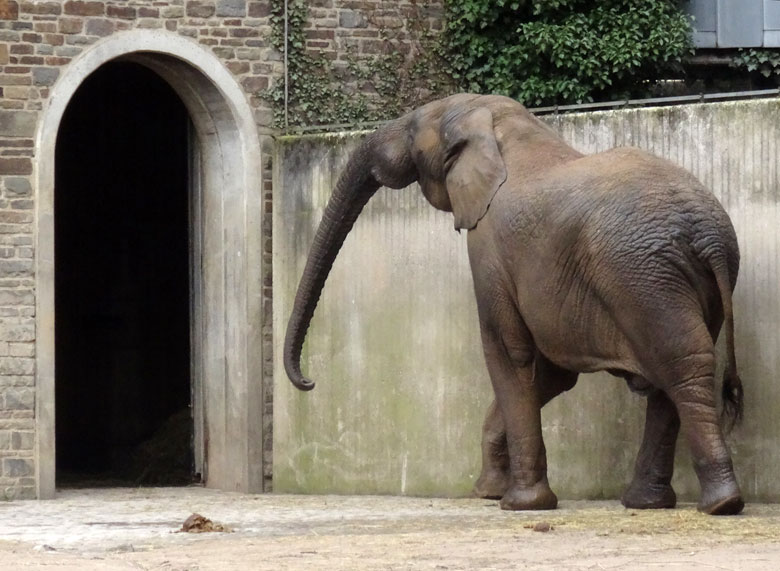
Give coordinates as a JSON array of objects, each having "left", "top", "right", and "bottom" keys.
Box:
[
  {"left": 489, "top": 144, "right": 739, "bottom": 294},
  {"left": 570, "top": 148, "right": 737, "bottom": 276},
  {"left": 523, "top": 147, "right": 734, "bottom": 249}
]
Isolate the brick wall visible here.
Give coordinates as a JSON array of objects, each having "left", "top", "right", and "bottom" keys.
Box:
[
  {"left": 294, "top": 0, "right": 445, "bottom": 124},
  {"left": 306, "top": 0, "right": 443, "bottom": 67},
  {"left": 0, "top": 0, "right": 444, "bottom": 498}
]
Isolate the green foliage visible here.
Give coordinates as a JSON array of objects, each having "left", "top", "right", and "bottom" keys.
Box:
[
  {"left": 264, "top": 0, "right": 452, "bottom": 129},
  {"left": 263, "top": 0, "right": 694, "bottom": 127},
  {"left": 265, "top": 0, "right": 353, "bottom": 127},
  {"left": 442, "top": 0, "right": 693, "bottom": 106},
  {"left": 732, "top": 49, "right": 780, "bottom": 78}
]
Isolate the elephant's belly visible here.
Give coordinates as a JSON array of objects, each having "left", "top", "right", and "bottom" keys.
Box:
[
  {"left": 540, "top": 348, "right": 637, "bottom": 377},
  {"left": 524, "top": 305, "right": 642, "bottom": 378},
  {"left": 616, "top": 371, "right": 654, "bottom": 395}
]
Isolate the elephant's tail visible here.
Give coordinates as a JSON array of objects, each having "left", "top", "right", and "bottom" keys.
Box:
[{"left": 711, "top": 258, "right": 743, "bottom": 432}]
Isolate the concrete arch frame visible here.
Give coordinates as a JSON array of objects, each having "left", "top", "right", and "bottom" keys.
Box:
[{"left": 34, "top": 30, "right": 265, "bottom": 498}]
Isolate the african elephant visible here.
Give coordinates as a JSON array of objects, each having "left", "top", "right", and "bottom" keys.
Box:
[{"left": 283, "top": 94, "right": 744, "bottom": 516}]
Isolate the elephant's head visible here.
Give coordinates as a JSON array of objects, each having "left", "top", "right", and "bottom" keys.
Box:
[{"left": 283, "top": 94, "right": 546, "bottom": 390}]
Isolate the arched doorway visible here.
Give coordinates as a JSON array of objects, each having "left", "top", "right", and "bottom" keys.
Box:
[
  {"left": 55, "top": 62, "right": 194, "bottom": 486},
  {"left": 35, "top": 31, "right": 265, "bottom": 498}
]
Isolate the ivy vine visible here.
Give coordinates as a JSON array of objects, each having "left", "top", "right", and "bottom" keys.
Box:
[
  {"left": 263, "top": 0, "right": 696, "bottom": 127},
  {"left": 731, "top": 49, "right": 780, "bottom": 79},
  {"left": 264, "top": 0, "right": 452, "bottom": 129}
]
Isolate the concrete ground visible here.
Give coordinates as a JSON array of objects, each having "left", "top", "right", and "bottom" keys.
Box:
[{"left": 0, "top": 487, "right": 779, "bottom": 570}]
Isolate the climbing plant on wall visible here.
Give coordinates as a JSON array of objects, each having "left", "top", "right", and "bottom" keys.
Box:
[
  {"left": 265, "top": 0, "right": 453, "bottom": 129},
  {"left": 265, "top": 0, "right": 693, "bottom": 127},
  {"left": 442, "top": 0, "right": 693, "bottom": 106},
  {"left": 731, "top": 49, "right": 780, "bottom": 79}
]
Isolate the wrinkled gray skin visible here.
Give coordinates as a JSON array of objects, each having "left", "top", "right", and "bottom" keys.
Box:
[{"left": 284, "top": 94, "right": 744, "bottom": 515}]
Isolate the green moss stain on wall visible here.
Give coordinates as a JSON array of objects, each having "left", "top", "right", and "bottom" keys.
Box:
[{"left": 273, "top": 134, "right": 490, "bottom": 495}]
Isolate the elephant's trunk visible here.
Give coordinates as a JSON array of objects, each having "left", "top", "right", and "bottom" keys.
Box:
[{"left": 283, "top": 136, "right": 382, "bottom": 391}]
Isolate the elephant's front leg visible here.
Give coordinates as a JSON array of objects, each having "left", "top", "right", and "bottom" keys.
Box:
[
  {"left": 473, "top": 399, "right": 509, "bottom": 499},
  {"left": 622, "top": 388, "right": 680, "bottom": 509},
  {"left": 479, "top": 322, "right": 557, "bottom": 511},
  {"left": 474, "top": 357, "right": 578, "bottom": 500}
]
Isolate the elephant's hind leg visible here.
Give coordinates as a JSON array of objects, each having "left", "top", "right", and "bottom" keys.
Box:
[
  {"left": 622, "top": 388, "right": 680, "bottom": 509},
  {"left": 653, "top": 336, "right": 743, "bottom": 515}
]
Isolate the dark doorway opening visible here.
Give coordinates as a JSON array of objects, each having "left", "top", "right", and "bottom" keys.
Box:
[{"left": 55, "top": 61, "right": 194, "bottom": 487}]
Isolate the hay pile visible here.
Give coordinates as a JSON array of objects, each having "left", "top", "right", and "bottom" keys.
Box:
[{"left": 516, "top": 503, "right": 780, "bottom": 540}]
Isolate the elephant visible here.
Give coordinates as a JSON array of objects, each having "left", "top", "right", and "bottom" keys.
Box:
[{"left": 283, "top": 93, "right": 744, "bottom": 516}]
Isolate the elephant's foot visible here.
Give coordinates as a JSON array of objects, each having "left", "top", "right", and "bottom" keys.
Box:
[
  {"left": 499, "top": 480, "right": 558, "bottom": 511},
  {"left": 696, "top": 463, "right": 744, "bottom": 516},
  {"left": 700, "top": 493, "right": 744, "bottom": 516},
  {"left": 698, "top": 480, "right": 744, "bottom": 515},
  {"left": 621, "top": 481, "right": 677, "bottom": 510},
  {"left": 473, "top": 468, "right": 509, "bottom": 500}
]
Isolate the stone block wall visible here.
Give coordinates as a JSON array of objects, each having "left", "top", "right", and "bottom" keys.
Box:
[
  {"left": 296, "top": 0, "right": 445, "bottom": 124},
  {"left": 306, "top": 0, "right": 443, "bottom": 67},
  {"left": 0, "top": 0, "right": 445, "bottom": 498}
]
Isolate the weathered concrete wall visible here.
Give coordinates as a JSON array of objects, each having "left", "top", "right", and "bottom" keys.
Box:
[
  {"left": 274, "top": 135, "right": 488, "bottom": 496},
  {"left": 273, "top": 98, "right": 780, "bottom": 502}
]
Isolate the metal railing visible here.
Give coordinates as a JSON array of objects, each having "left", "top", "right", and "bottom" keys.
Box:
[{"left": 531, "top": 88, "right": 780, "bottom": 114}]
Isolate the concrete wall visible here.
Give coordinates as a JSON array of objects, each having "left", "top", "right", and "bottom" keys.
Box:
[{"left": 273, "top": 98, "right": 780, "bottom": 502}]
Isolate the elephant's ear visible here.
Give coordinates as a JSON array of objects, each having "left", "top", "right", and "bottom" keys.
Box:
[{"left": 442, "top": 107, "right": 507, "bottom": 231}]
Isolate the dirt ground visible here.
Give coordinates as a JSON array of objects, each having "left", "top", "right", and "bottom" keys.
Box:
[{"left": 1, "top": 488, "right": 779, "bottom": 570}]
